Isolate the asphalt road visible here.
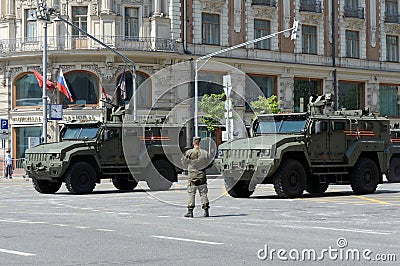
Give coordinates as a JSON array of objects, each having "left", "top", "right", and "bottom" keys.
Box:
[{"left": 0, "top": 177, "right": 399, "bottom": 265}]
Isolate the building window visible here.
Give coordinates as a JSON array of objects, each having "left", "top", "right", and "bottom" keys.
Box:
[
  {"left": 14, "top": 73, "right": 42, "bottom": 108},
  {"left": 380, "top": 85, "right": 399, "bottom": 116},
  {"left": 387, "top": 35, "right": 399, "bottom": 62},
  {"left": 344, "top": 0, "right": 364, "bottom": 19},
  {"left": 198, "top": 72, "right": 223, "bottom": 96},
  {"left": 125, "top": 7, "right": 139, "bottom": 39},
  {"left": 294, "top": 79, "right": 322, "bottom": 112},
  {"left": 72, "top": 6, "right": 88, "bottom": 48},
  {"left": 62, "top": 71, "right": 99, "bottom": 105},
  {"left": 254, "top": 19, "right": 271, "bottom": 50},
  {"left": 26, "top": 9, "right": 37, "bottom": 42},
  {"left": 15, "top": 127, "right": 42, "bottom": 159},
  {"left": 338, "top": 81, "right": 364, "bottom": 110},
  {"left": 202, "top": 13, "right": 220, "bottom": 45},
  {"left": 116, "top": 71, "right": 151, "bottom": 107},
  {"left": 302, "top": 25, "right": 317, "bottom": 54},
  {"left": 385, "top": 0, "right": 399, "bottom": 23},
  {"left": 346, "top": 30, "right": 360, "bottom": 58},
  {"left": 246, "top": 75, "right": 276, "bottom": 110}
]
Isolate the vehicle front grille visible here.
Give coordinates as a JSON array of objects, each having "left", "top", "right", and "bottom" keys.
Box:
[{"left": 28, "top": 153, "right": 49, "bottom": 162}]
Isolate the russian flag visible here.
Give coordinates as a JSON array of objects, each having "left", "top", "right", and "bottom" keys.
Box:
[{"left": 57, "top": 69, "right": 74, "bottom": 102}]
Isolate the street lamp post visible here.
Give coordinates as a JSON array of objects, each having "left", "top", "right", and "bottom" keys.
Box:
[
  {"left": 193, "top": 19, "right": 299, "bottom": 137},
  {"left": 36, "top": 0, "right": 50, "bottom": 143}
]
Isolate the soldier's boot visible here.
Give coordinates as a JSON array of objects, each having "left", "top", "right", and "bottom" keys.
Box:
[
  {"left": 184, "top": 209, "right": 194, "bottom": 218},
  {"left": 203, "top": 209, "right": 209, "bottom": 217}
]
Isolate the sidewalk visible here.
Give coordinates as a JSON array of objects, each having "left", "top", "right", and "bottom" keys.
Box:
[{"left": 0, "top": 168, "right": 29, "bottom": 182}]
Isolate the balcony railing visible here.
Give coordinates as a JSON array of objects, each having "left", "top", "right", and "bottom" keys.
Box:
[
  {"left": 385, "top": 13, "right": 400, "bottom": 23},
  {"left": 344, "top": 7, "right": 365, "bottom": 19},
  {"left": 300, "top": 0, "right": 322, "bottom": 13},
  {"left": 252, "top": 0, "right": 277, "bottom": 7},
  {"left": 0, "top": 36, "right": 178, "bottom": 54}
]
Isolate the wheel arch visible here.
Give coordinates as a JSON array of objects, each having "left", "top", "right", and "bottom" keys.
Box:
[{"left": 68, "top": 155, "right": 101, "bottom": 182}]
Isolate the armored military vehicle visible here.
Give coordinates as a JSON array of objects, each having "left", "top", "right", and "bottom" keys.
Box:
[
  {"left": 215, "top": 94, "right": 400, "bottom": 198},
  {"left": 24, "top": 107, "right": 186, "bottom": 194}
]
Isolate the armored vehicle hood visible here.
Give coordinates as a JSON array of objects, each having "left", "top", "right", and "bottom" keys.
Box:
[{"left": 25, "top": 140, "right": 94, "bottom": 155}]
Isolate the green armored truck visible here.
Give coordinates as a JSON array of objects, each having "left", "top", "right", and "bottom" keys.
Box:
[
  {"left": 24, "top": 107, "right": 186, "bottom": 194},
  {"left": 215, "top": 94, "right": 400, "bottom": 198}
]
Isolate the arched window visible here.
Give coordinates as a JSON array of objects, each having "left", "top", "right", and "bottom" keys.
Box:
[
  {"left": 62, "top": 71, "right": 99, "bottom": 105},
  {"left": 14, "top": 72, "right": 42, "bottom": 108},
  {"left": 116, "top": 71, "right": 151, "bottom": 107}
]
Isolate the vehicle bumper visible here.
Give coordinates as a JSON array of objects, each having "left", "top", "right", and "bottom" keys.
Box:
[
  {"left": 24, "top": 161, "right": 64, "bottom": 180},
  {"left": 215, "top": 158, "right": 275, "bottom": 190}
]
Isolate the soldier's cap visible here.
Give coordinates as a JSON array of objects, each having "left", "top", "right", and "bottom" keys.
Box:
[{"left": 193, "top": 137, "right": 201, "bottom": 144}]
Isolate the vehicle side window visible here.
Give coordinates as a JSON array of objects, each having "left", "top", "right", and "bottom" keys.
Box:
[{"left": 333, "top": 122, "right": 345, "bottom": 131}]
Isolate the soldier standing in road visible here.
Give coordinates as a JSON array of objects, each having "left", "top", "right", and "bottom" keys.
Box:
[{"left": 181, "top": 137, "right": 212, "bottom": 218}]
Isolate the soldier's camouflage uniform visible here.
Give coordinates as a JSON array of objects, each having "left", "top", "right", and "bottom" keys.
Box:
[{"left": 181, "top": 146, "right": 210, "bottom": 210}]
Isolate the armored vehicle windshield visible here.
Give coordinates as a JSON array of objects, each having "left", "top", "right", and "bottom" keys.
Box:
[
  {"left": 62, "top": 126, "right": 100, "bottom": 140},
  {"left": 254, "top": 114, "right": 307, "bottom": 135}
]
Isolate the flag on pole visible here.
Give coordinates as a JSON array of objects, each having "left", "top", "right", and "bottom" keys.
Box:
[
  {"left": 102, "top": 87, "right": 107, "bottom": 98},
  {"left": 118, "top": 72, "right": 127, "bottom": 101},
  {"left": 33, "top": 70, "right": 56, "bottom": 90},
  {"left": 57, "top": 69, "right": 74, "bottom": 102}
]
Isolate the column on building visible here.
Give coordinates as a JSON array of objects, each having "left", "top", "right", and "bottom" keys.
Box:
[
  {"left": 6, "top": 0, "right": 15, "bottom": 18},
  {"left": 101, "top": 0, "right": 112, "bottom": 14}
]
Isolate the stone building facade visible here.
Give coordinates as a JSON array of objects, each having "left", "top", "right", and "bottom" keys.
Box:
[{"left": 0, "top": 0, "right": 400, "bottom": 160}]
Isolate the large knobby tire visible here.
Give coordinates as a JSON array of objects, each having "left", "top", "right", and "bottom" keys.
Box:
[
  {"left": 32, "top": 177, "right": 62, "bottom": 194},
  {"left": 306, "top": 176, "right": 329, "bottom": 195},
  {"left": 350, "top": 158, "right": 379, "bottom": 195},
  {"left": 146, "top": 160, "right": 175, "bottom": 191},
  {"left": 387, "top": 158, "right": 400, "bottom": 183},
  {"left": 112, "top": 178, "right": 138, "bottom": 191},
  {"left": 273, "top": 159, "right": 306, "bottom": 198},
  {"left": 225, "top": 180, "right": 254, "bottom": 198},
  {"left": 65, "top": 162, "right": 97, "bottom": 194}
]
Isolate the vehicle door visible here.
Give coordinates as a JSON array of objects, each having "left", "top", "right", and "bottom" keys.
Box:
[
  {"left": 98, "top": 127, "right": 123, "bottom": 164},
  {"left": 307, "top": 119, "right": 330, "bottom": 162},
  {"left": 329, "top": 120, "right": 347, "bottom": 162}
]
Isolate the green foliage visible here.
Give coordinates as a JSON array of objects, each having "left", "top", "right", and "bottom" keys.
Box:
[
  {"left": 250, "top": 95, "right": 282, "bottom": 115},
  {"left": 199, "top": 93, "right": 225, "bottom": 132}
]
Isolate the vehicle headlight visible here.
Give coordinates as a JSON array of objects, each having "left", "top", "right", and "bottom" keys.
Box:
[
  {"left": 258, "top": 149, "right": 271, "bottom": 157},
  {"left": 218, "top": 150, "right": 224, "bottom": 157},
  {"left": 50, "top": 153, "right": 60, "bottom": 160}
]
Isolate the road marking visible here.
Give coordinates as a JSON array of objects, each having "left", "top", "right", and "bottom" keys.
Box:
[
  {"left": 95, "top": 229, "right": 115, "bottom": 232},
  {"left": 278, "top": 225, "right": 391, "bottom": 235},
  {"left": 152, "top": 235, "right": 224, "bottom": 245},
  {"left": 352, "top": 195, "right": 392, "bottom": 205},
  {"left": 53, "top": 224, "right": 68, "bottom": 227},
  {"left": 156, "top": 215, "right": 169, "bottom": 218},
  {"left": 0, "top": 248, "right": 36, "bottom": 256}
]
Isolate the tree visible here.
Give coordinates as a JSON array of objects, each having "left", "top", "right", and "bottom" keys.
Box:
[
  {"left": 250, "top": 95, "right": 282, "bottom": 116},
  {"left": 199, "top": 93, "right": 226, "bottom": 134}
]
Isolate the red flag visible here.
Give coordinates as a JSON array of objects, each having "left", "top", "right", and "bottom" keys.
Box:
[
  {"left": 102, "top": 87, "right": 107, "bottom": 98},
  {"left": 33, "top": 70, "right": 56, "bottom": 90},
  {"left": 57, "top": 69, "right": 74, "bottom": 102}
]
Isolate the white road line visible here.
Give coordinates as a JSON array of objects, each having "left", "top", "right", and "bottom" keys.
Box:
[
  {"left": 278, "top": 225, "right": 392, "bottom": 235},
  {"left": 152, "top": 235, "right": 224, "bottom": 245},
  {"left": 53, "top": 224, "right": 68, "bottom": 227},
  {"left": 156, "top": 215, "right": 169, "bottom": 218},
  {"left": 0, "top": 248, "right": 36, "bottom": 256},
  {"left": 95, "top": 229, "right": 115, "bottom": 232}
]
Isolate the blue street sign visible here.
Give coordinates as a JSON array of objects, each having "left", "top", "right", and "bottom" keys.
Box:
[{"left": 0, "top": 119, "right": 8, "bottom": 130}]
